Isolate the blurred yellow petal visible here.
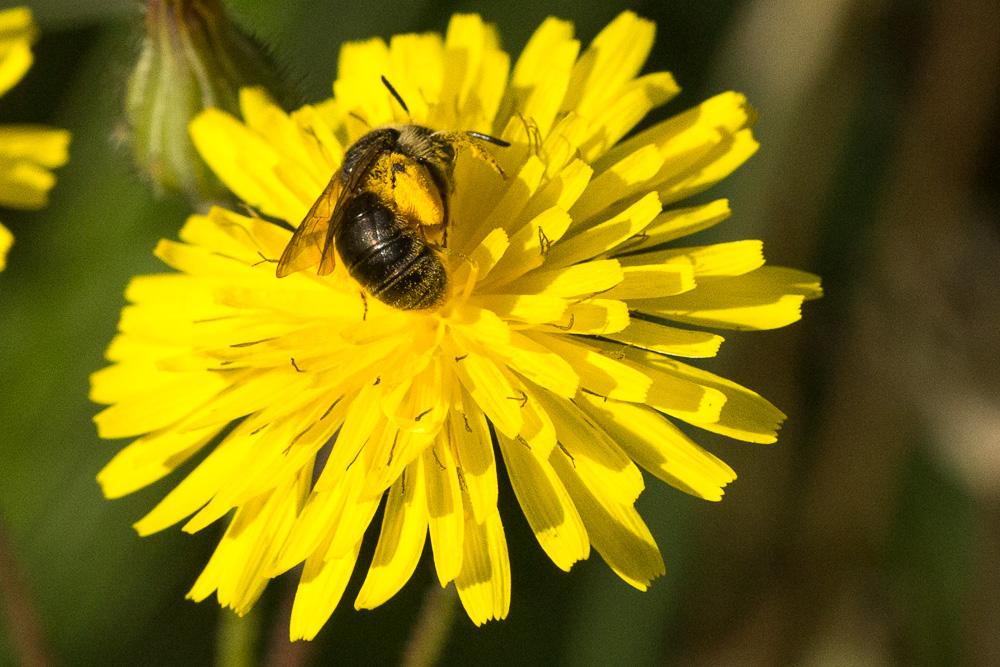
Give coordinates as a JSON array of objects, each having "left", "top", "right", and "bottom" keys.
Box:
[
  {"left": 0, "top": 36, "right": 32, "bottom": 97},
  {"left": 0, "top": 221, "right": 11, "bottom": 270},
  {"left": 0, "top": 126, "right": 70, "bottom": 167},
  {"left": 190, "top": 108, "right": 306, "bottom": 221}
]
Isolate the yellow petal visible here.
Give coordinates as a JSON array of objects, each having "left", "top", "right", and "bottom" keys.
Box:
[
  {"left": 643, "top": 352, "right": 787, "bottom": 443},
  {"left": 0, "top": 6, "right": 34, "bottom": 38},
  {"left": 504, "top": 259, "right": 622, "bottom": 298},
  {"left": 239, "top": 88, "right": 328, "bottom": 193},
  {"left": 456, "top": 155, "right": 546, "bottom": 255},
  {"left": 496, "top": 433, "right": 589, "bottom": 571},
  {"left": 659, "top": 129, "right": 759, "bottom": 205},
  {"left": 577, "top": 72, "right": 679, "bottom": 161},
  {"left": 481, "top": 206, "right": 572, "bottom": 287},
  {"left": 0, "top": 126, "right": 70, "bottom": 167},
  {"left": 388, "top": 32, "right": 445, "bottom": 121},
  {"left": 188, "top": 474, "right": 304, "bottom": 614},
  {"left": 439, "top": 15, "right": 507, "bottom": 130},
  {"left": 449, "top": 349, "right": 523, "bottom": 438},
  {"left": 527, "top": 333, "right": 650, "bottom": 402},
  {"left": 183, "top": 398, "right": 345, "bottom": 532},
  {"left": 132, "top": 420, "right": 269, "bottom": 535},
  {"left": 517, "top": 384, "right": 558, "bottom": 460},
  {"left": 619, "top": 240, "right": 765, "bottom": 277},
  {"left": 493, "top": 329, "right": 580, "bottom": 399},
  {"left": 0, "top": 159, "right": 56, "bottom": 209},
  {"left": 290, "top": 540, "right": 362, "bottom": 641},
  {"left": 355, "top": 459, "right": 428, "bottom": 609},
  {"left": 450, "top": 390, "right": 498, "bottom": 524},
  {"left": 638, "top": 266, "right": 822, "bottom": 330},
  {"left": 562, "top": 11, "right": 655, "bottom": 119},
  {"left": 569, "top": 146, "right": 663, "bottom": 224},
  {"left": 0, "top": 35, "right": 32, "bottom": 98},
  {"left": 471, "top": 293, "right": 567, "bottom": 325},
  {"left": 616, "top": 199, "right": 731, "bottom": 254},
  {"left": 181, "top": 369, "right": 313, "bottom": 431},
  {"left": 578, "top": 394, "right": 736, "bottom": 500},
  {"left": 314, "top": 381, "right": 384, "bottom": 491},
  {"left": 638, "top": 359, "right": 727, "bottom": 425},
  {"left": 606, "top": 317, "right": 724, "bottom": 358},
  {"left": 538, "top": 298, "right": 630, "bottom": 335},
  {"left": 333, "top": 37, "right": 395, "bottom": 126},
  {"left": 455, "top": 509, "right": 511, "bottom": 625},
  {"left": 190, "top": 108, "right": 306, "bottom": 222},
  {"left": 599, "top": 263, "right": 696, "bottom": 300},
  {"left": 553, "top": 192, "right": 662, "bottom": 267},
  {"left": 467, "top": 227, "right": 509, "bottom": 283},
  {"left": 0, "top": 221, "right": 11, "bottom": 270},
  {"left": 596, "top": 91, "right": 754, "bottom": 174},
  {"left": 92, "top": 371, "right": 229, "bottom": 439},
  {"left": 290, "top": 104, "right": 344, "bottom": 171},
  {"left": 97, "top": 424, "right": 221, "bottom": 499},
  {"left": 551, "top": 451, "right": 664, "bottom": 590},
  {"left": 424, "top": 441, "right": 465, "bottom": 585},
  {"left": 531, "top": 390, "right": 644, "bottom": 504},
  {"left": 500, "top": 16, "right": 578, "bottom": 137},
  {"left": 520, "top": 158, "right": 592, "bottom": 221}
]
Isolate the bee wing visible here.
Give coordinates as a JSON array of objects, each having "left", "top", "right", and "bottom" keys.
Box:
[
  {"left": 276, "top": 173, "right": 342, "bottom": 277},
  {"left": 315, "top": 133, "right": 395, "bottom": 275},
  {"left": 277, "top": 131, "right": 396, "bottom": 278}
]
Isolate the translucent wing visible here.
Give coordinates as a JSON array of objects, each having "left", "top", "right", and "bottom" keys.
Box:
[
  {"left": 275, "top": 173, "right": 341, "bottom": 277},
  {"left": 276, "top": 130, "right": 396, "bottom": 278}
]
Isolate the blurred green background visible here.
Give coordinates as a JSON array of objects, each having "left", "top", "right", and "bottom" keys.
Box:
[{"left": 2, "top": 0, "right": 999, "bottom": 664}]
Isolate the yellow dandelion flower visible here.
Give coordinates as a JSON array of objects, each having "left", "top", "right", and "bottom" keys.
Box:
[
  {"left": 0, "top": 6, "right": 70, "bottom": 270},
  {"left": 93, "top": 12, "right": 821, "bottom": 640}
]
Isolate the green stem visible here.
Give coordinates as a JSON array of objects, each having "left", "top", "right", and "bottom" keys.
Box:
[
  {"left": 402, "top": 584, "right": 457, "bottom": 667},
  {"left": 216, "top": 608, "right": 259, "bottom": 667}
]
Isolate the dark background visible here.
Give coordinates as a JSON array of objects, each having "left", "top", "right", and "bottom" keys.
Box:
[{"left": 2, "top": 0, "right": 999, "bottom": 664}]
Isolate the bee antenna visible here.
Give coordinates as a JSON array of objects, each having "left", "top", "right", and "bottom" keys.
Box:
[
  {"left": 380, "top": 75, "right": 410, "bottom": 116},
  {"left": 466, "top": 131, "right": 510, "bottom": 147},
  {"left": 348, "top": 111, "right": 370, "bottom": 128}
]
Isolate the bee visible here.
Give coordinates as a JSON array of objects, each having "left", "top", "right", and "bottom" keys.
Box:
[{"left": 276, "top": 77, "right": 509, "bottom": 311}]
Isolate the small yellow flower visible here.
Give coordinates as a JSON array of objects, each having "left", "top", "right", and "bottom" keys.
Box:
[
  {"left": 93, "top": 12, "right": 821, "bottom": 640},
  {"left": 0, "top": 6, "right": 70, "bottom": 270}
]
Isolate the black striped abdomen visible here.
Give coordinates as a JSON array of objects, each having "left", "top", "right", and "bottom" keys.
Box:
[{"left": 335, "top": 192, "right": 447, "bottom": 310}]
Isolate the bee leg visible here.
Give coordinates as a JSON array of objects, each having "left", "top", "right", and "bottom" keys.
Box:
[
  {"left": 391, "top": 161, "right": 406, "bottom": 189},
  {"left": 436, "top": 131, "right": 507, "bottom": 179},
  {"left": 360, "top": 291, "right": 368, "bottom": 320}
]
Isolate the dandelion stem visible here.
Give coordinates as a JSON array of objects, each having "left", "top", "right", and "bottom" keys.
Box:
[
  {"left": 216, "top": 609, "right": 258, "bottom": 667},
  {"left": 402, "top": 584, "right": 457, "bottom": 667},
  {"left": 0, "top": 519, "right": 52, "bottom": 667}
]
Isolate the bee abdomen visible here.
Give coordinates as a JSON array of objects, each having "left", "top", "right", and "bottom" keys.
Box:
[{"left": 336, "top": 192, "right": 447, "bottom": 310}]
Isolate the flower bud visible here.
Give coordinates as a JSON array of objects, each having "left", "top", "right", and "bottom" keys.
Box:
[{"left": 125, "top": 0, "right": 290, "bottom": 204}]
